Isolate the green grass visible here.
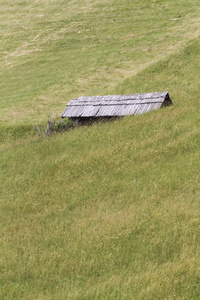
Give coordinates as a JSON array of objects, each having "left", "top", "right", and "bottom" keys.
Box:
[
  {"left": 1, "top": 0, "right": 200, "bottom": 299},
  {"left": 1, "top": 0, "right": 200, "bottom": 125}
]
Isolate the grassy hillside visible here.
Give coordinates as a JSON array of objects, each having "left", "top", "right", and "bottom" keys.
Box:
[
  {"left": 1, "top": 0, "right": 200, "bottom": 125},
  {"left": 1, "top": 0, "right": 200, "bottom": 299}
]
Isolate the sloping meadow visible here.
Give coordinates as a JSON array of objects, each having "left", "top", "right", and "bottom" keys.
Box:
[
  {"left": 1, "top": 0, "right": 200, "bottom": 126},
  {"left": 1, "top": 35, "right": 200, "bottom": 298}
]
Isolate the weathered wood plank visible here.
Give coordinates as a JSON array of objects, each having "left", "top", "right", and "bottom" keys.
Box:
[
  {"left": 80, "top": 106, "right": 99, "bottom": 117},
  {"left": 67, "top": 98, "right": 165, "bottom": 106}
]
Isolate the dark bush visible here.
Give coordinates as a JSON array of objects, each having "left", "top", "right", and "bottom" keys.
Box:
[{"left": 35, "top": 115, "right": 74, "bottom": 137}]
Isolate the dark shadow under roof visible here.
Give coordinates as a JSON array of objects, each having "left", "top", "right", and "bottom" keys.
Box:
[{"left": 61, "top": 91, "right": 172, "bottom": 118}]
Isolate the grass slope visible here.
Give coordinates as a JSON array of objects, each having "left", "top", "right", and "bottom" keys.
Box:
[
  {"left": 1, "top": 0, "right": 200, "bottom": 299},
  {"left": 1, "top": 38, "right": 200, "bottom": 299},
  {"left": 1, "top": 0, "right": 200, "bottom": 125}
]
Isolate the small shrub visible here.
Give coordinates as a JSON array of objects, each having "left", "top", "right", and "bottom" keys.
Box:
[{"left": 35, "top": 115, "right": 74, "bottom": 137}]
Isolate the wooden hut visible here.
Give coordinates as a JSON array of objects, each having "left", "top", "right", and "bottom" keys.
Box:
[{"left": 61, "top": 91, "right": 172, "bottom": 123}]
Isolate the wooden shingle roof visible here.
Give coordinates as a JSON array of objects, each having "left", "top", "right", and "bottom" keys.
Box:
[{"left": 61, "top": 91, "right": 172, "bottom": 118}]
